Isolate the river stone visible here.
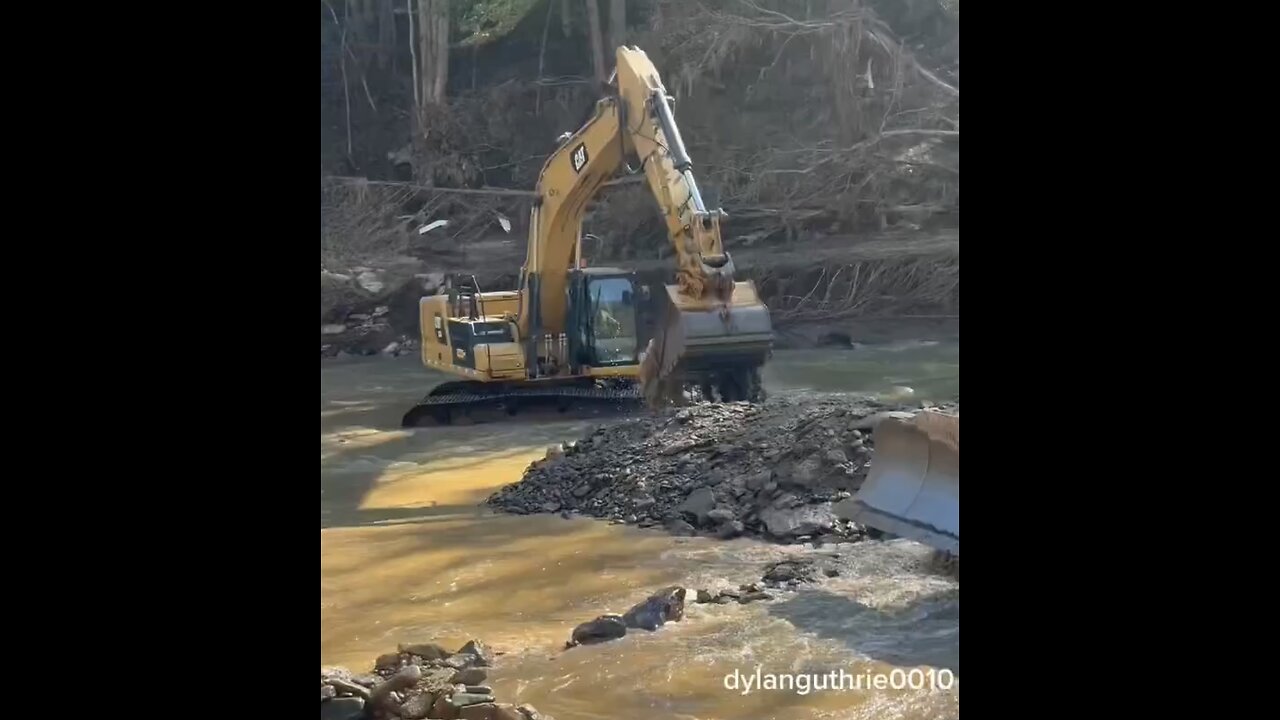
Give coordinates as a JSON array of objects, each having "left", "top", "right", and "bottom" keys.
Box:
[
  {"left": 450, "top": 668, "right": 488, "bottom": 685},
  {"left": 401, "top": 691, "right": 438, "bottom": 720},
  {"left": 853, "top": 410, "right": 915, "bottom": 431},
  {"left": 456, "top": 639, "right": 493, "bottom": 666},
  {"left": 695, "top": 589, "right": 714, "bottom": 603},
  {"left": 516, "top": 705, "right": 545, "bottom": 720},
  {"left": 832, "top": 497, "right": 861, "bottom": 521},
  {"left": 677, "top": 487, "right": 715, "bottom": 522},
  {"left": 322, "top": 666, "right": 354, "bottom": 682},
  {"left": 431, "top": 693, "right": 461, "bottom": 719},
  {"left": 400, "top": 642, "right": 450, "bottom": 660},
  {"left": 666, "top": 518, "right": 697, "bottom": 536},
  {"left": 707, "top": 507, "right": 736, "bottom": 524},
  {"left": 760, "top": 503, "right": 838, "bottom": 537},
  {"left": 622, "top": 586, "right": 686, "bottom": 631},
  {"left": 375, "top": 652, "right": 402, "bottom": 671},
  {"left": 321, "top": 697, "right": 366, "bottom": 720},
  {"left": 762, "top": 559, "right": 818, "bottom": 584},
  {"left": 444, "top": 653, "right": 478, "bottom": 670},
  {"left": 450, "top": 693, "right": 497, "bottom": 708},
  {"left": 570, "top": 614, "right": 627, "bottom": 645},
  {"left": 716, "top": 520, "right": 744, "bottom": 539},
  {"left": 746, "top": 470, "right": 771, "bottom": 490},
  {"left": 738, "top": 590, "right": 773, "bottom": 604},
  {"left": 321, "top": 685, "right": 336, "bottom": 701}
]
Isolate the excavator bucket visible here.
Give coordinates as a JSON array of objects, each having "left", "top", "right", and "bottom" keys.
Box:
[
  {"left": 639, "top": 281, "right": 773, "bottom": 405},
  {"left": 849, "top": 412, "right": 960, "bottom": 556}
]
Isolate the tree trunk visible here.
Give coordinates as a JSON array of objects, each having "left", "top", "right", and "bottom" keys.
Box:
[
  {"left": 378, "top": 0, "right": 395, "bottom": 70},
  {"left": 609, "top": 0, "right": 626, "bottom": 55},
  {"left": 432, "top": 0, "right": 449, "bottom": 104},
  {"left": 584, "top": 0, "right": 606, "bottom": 85},
  {"left": 416, "top": 0, "right": 449, "bottom": 112}
]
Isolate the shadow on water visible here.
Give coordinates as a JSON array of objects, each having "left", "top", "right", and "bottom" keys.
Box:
[{"left": 766, "top": 587, "right": 959, "bottom": 677}]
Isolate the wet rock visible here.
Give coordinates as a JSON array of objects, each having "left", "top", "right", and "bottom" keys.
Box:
[
  {"left": 321, "top": 697, "right": 366, "bottom": 720},
  {"left": 450, "top": 693, "right": 497, "bottom": 708},
  {"left": 375, "top": 652, "right": 402, "bottom": 671},
  {"left": 457, "top": 639, "right": 494, "bottom": 666},
  {"left": 322, "top": 685, "right": 336, "bottom": 701},
  {"left": 569, "top": 614, "right": 627, "bottom": 646},
  {"left": 824, "top": 567, "right": 840, "bottom": 577},
  {"left": 666, "top": 518, "right": 697, "bottom": 536},
  {"left": 450, "top": 668, "right": 488, "bottom": 685},
  {"left": 322, "top": 666, "right": 354, "bottom": 681},
  {"left": 371, "top": 665, "right": 422, "bottom": 709},
  {"left": 746, "top": 470, "right": 771, "bottom": 490},
  {"left": 328, "top": 678, "right": 373, "bottom": 699},
  {"left": 677, "top": 487, "right": 716, "bottom": 523},
  {"left": 760, "top": 503, "right": 838, "bottom": 538},
  {"left": 695, "top": 589, "right": 714, "bottom": 603},
  {"left": 322, "top": 324, "right": 347, "bottom": 335},
  {"left": 516, "top": 705, "right": 546, "bottom": 720},
  {"left": 762, "top": 558, "right": 817, "bottom": 584},
  {"left": 853, "top": 410, "right": 915, "bottom": 431},
  {"left": 431, "top": 692, "right": 461, "bottom": 719},
  {"left": 444, "top": 653, "right": 478, "bottom": 670},
  {"left": 716, "top": 520, "right": 744, "bottom": 539},
  {"left": 622, "top": 586, "right": 686, "bottom": 631},
  {"left": 707, "top": 507, "right": 736, "bottom": 524},
  {"left": 739, "top": 591, "right": 772, "bottom": 603},
  {"left": 401, "top": 691, "right": 438, "bottom": 720},
  {"left": 540, "top": 501, "right": 560, "bottom": 513},
  {"left": 832, "top": 497, "right": 861, "bottom": 521},
  {"left": 400, "top": 643, "right": 450, "bottom": 660}
]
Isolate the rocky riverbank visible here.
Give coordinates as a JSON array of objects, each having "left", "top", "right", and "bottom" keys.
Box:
[
  {"left": 486, "top": 395, "right": 957, "bottom": 544},
  {"left": 321, "top": 639, "right": 552, "bottom": 720}
]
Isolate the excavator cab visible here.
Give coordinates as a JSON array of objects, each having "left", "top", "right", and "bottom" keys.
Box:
[{"left": 566, "top": 268, "right": 645, "bottom": 371}]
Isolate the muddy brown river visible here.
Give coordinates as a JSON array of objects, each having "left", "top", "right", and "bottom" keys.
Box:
[{"left": 321, "top": 338, "right": 959, "bottom": 720}]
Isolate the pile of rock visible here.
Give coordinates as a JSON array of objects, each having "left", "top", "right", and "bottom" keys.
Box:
[
  {"left": 486, "top": 395, "right": 957, "bottom": 544},
  {"left": 321, "top": 639, "right": 552, "bottom": 720}
]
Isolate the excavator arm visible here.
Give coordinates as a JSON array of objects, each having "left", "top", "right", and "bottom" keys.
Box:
[{"left": 519, "top": 46, "right": 772, "bottom": 399}]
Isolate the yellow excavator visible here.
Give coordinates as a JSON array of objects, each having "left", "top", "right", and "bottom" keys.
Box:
[{"left": 401, "top": 46, "right": 773, "bottom": 426}]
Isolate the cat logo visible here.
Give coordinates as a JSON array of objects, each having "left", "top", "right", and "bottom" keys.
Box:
[
  {"left": 570, "top": 143, "right": 588, "bottom": 173},
  {"left": 455, "top": 347, "right": 466, "bottom": 360}
]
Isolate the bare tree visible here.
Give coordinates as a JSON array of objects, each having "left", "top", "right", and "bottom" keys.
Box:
[
  {"left": 415, "top": 0, "right": 450, "bottom": 113},
  {"left": 585, "top": 0, "right": 606, "bottom": 85},
  {"left": 609, "top": 0, "right": 626, "bottom": 54},
  {"left": 378, "top": 0, "right": 395, "bottom": 70}
]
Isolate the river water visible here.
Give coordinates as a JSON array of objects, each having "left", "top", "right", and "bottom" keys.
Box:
[{"left": 321, "top": 335, "right": 959, "bottom": 720}]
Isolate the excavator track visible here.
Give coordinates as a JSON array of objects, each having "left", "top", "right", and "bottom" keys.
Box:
[{"left": 401, "top": 380, "right": 643, "bottom": 427}]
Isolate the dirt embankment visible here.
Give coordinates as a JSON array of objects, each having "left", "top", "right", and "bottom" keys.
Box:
[{"left": 486, "top": 395, "right": 957, "bottom": 544}]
